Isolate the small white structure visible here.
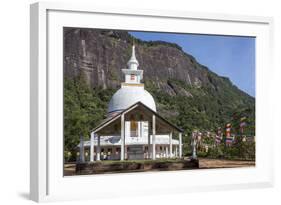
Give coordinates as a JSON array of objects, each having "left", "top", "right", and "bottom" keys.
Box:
[{"left": 79, "top": 45, "right": 183, "bottom": 162}]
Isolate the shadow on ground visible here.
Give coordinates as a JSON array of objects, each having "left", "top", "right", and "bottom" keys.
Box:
[{"left": 18, "top": 192, "right": 29, "bottom": 200}]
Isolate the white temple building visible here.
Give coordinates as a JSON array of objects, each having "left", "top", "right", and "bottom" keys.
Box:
[{"left": 79, "top": 45, "right": 183, "bottom": 162}]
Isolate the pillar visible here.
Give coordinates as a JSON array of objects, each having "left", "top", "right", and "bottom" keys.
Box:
[
  {"left": 139, "top": 121, "right": 142, "bottom": 138},
  {"left": 165, "top": 146, "right": 168, "bottom": 158},
  {"left": 138, "top": 121, "right": 141, "bottom": 137},
  {"left": 97, "top": 135, "right": 101, "bottom": 161},
  {"left": 192, "top": 134, "right": 197, "bottom": 159},
  {"left": 148, "top": 122, "right": 151, "bottom": 159},
  {"left": 121, "top": 113, "right": 125, "bottom": 161},
  {"left": 169, "top": 132, "right": 173, "bottom": 158},
  {"left": 90, "top": 132, "right": 95, "bottom": 162},
  {"left": 179, "top": 132, "right": 182, "bottom": 158},
  {"left": 152, "top": 114, "right": 156, "bottom": 160},
  {"left": 79, "top": 135, "right": 85, "bottom": 162},
  {"left": 125, "top": 145, "right": 127, "bottom": 160},
  {"left": 158, "top": 145, "right": 161, "bottom": 158}
]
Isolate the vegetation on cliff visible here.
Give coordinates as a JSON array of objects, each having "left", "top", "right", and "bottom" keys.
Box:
[{"left": 63, "top": 29, "right": 255, "bottom": 161}]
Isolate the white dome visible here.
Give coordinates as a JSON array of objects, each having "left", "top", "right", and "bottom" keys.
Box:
[{"left": 108, "top": 86, "right": 156, "bottom": 114}]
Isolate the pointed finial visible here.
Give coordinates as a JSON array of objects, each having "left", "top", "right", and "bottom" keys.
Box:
[
  {"left": 127, "top": 44, "right": 139, "bottom": 70},
  {"left": 132, "top": 45, "right": 136, "bottom": 59}
]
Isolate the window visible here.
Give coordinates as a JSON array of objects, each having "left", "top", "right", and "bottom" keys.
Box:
[
  {"left": 130, "top": 74, "right": 135, "bottom": 80},
  {"left": 130, "top": 114, "right": 138, "bottom": 137},
  {"left": 130, "top": 120, "right": 138, "bottom": 137}
]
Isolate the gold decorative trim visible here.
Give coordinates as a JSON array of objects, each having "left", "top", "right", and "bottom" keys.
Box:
[{"left": 122, "top": 83, "right": 144, "bottom": 87}]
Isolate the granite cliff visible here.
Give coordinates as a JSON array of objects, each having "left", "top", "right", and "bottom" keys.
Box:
[{"left": 63, "top": 28, "right": 255, "bottom": 149}]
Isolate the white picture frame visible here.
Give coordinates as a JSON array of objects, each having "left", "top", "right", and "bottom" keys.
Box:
[{"left": 30, "top": 2, "right": 274, "bottom": 202}]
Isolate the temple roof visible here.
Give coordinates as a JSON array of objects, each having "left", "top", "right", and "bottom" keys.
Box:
[{"left": 92, "top": 101, "right": 183, "bottom": 135}]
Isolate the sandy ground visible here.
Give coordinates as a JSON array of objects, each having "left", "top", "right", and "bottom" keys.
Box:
[
  {"left": 64, "top": 158, "right": 255, "bottom": 176},
  {"left": 64, "top": 164, "right": 76, "bottom": 176},
  {"left": 199, "top": 158, "right": 255, "bottom": 169}
]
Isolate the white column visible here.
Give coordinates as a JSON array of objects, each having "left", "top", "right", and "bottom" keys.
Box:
[
  {"left": 138, "top": 121, "right": 141, "bottom": 137},
  {"left": 148, "top": 123, "right": 151, "bottom": 159},
  {"left": 90, "top": 132, "right": 95, "bottom": 162},
  {"left": 179, "top": 132, "right": 182, "bottom": 158},
  {"left": 121, "top": 113, "right": 125, "bottom": 161},
  {"left": 165, "top": 146, "right": 168, "bottom": 158},
  {"left": 169, "top": 132, "right": 173, "bottom": 158},
  {"left": 125, "top": 121, "right": 130, "bottom": 138},
  {"left": 152, "top": 115, "right": 156, "bottom": 160},
  {"left": 139, "top": 121, "right": 142, "bottom": 138},
  {"left": 192, "top": 134, "right": 197, "bottom": 159},
  {"left": 97, "top": 135, "right": 101, "bottom": 161},
  {"left": 125, "top": 145, "right": 127, "bottom": 160},
  {"left": 79, "top": 135, "right": 85, "bottom": 162},
  {"left": 155, "top": 145, "right": 158, "bottom": 159}
]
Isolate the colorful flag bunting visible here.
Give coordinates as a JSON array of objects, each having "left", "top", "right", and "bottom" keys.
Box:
[
  {"left": 215, "top": 127, "right": 223, "bottom": 144},
  {"left": 225, "top": 123, "right": 232, "bottom": 145},
  {"left": 240, "top": 117, "right": 247, "bottom": 134}
]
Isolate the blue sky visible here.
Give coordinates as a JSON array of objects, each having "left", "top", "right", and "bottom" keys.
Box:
[{"left": 129, "top": 31, "right": 255, "bottom": 97}]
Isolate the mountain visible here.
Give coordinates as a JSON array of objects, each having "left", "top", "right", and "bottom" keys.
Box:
[{"left": 63, "top": 27, "right": 255, "bottom": 153}]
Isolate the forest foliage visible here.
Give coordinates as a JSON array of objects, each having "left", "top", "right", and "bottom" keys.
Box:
[{"left": 64, "top": 74, "right": 255, "bottom": 161}]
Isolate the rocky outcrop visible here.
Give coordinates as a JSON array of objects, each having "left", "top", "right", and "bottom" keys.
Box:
[
  {"left": 64, "top": 28, "right": 232, "bottom": 95},
  {"left": 63, "top": 27, "right": 255, "bottom": 141},
  {"left": 63, "top": 27, "right": 254, "bottom": 104}
]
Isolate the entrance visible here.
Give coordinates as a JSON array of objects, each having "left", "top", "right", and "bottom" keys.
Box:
[{"left": 127, "top": 145, "right": 144, "bottom": 160}]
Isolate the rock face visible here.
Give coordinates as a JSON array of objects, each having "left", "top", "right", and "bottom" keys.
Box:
[
  {"left": 63, "top": 27, "right": 255, "bottom": 142},
  {"left": 64, "top": 28, "right": 248, "bottom": 98}
]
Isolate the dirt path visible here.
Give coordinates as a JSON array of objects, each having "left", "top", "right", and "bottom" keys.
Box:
[{"left": 199, "top": 158, "right": 255, "bottom": 169}]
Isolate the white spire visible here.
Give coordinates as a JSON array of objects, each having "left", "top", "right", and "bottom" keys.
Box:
[
  {"left": 122, "top": 44, "right": 143, "bottom": 85},
  {"left": 127, "top": 45, "right": 139, "bottom": 70}
]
